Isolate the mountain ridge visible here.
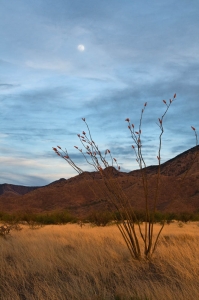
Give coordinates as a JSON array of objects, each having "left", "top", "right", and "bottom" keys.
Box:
[{"left": 0, "top": 145, "right": 198, "bottom": 216}]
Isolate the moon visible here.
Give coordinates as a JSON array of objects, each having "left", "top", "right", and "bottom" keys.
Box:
[{"left": 77, "top": 44, "right": 85, "bottom": 52}]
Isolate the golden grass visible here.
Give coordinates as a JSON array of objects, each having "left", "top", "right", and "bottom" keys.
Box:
[{"left": 1, "top": 222, "right": 199, "bottom": 300}]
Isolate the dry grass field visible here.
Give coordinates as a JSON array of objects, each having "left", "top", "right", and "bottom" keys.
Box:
[{"left": 1, "top": 222, "right": 199, "bottom": 300}]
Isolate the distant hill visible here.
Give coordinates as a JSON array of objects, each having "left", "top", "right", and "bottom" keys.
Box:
[
  {"left": 0, "top": 146, "right": 198, "bottom": 217},
  {"left": 0, "top": 184, "right": 40, "bottom": 197}
]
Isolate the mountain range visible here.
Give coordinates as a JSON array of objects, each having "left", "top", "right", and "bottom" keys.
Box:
[{"left": 0, "top": 146, "right": 198, "bottom": 217}]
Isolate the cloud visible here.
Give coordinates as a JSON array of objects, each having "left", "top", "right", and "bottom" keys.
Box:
[
  {"left": 1, "top": 0, "right": 199, "bottom": 185},
  {"left": 0, "top": 155, "right": 78, "bottom": 186},
  {"left": 25, "top": 60, "right": 72, "bottom": 71},
  {"left": 0, "top": 84, "right": 18, "bottom": 90}
]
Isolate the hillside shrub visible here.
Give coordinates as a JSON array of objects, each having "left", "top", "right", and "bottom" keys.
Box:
[{"left": 0, "top": 211, "right": 77, "bottom": 225}]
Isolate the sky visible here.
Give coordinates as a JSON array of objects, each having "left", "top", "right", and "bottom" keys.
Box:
[{"left": 0, "top": 0, "right": 199, "bottom": 186}]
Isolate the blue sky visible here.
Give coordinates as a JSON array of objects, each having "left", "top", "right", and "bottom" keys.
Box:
[{"left": 0, "top": 0, "right": 199, "bottom": 186}]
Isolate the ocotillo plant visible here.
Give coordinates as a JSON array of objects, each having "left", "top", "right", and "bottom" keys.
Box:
[{"left": 53, "top": 94, "right": 198, "bottom": 260}]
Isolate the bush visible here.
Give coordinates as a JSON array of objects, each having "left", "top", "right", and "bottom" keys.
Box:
[
  {"left": 53, "top": 94, "right": 198, "bottom": 260},
  {"left": 0, "top": 211, "right": 77, "bottom": 225},
  {"left": 87, "top": 211, "right": 114, "bottom": 226}
]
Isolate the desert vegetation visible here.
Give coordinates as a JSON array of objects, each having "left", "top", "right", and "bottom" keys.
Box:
[
  {"left": 0, "top": 210, "right": 77, "bottom": 226},
  {"left": 53, "top": 94, "right": 198, "bottom": 260},
  {"left": 1, "top": 223, "right": 199, "bottom": 300},
  {"left": 1, "top": 210, "right": 199, "bottom": 227}
]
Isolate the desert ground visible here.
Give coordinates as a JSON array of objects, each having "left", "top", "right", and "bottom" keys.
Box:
[{"left": 1, "top": 222, "right": 199, "bottom": 300}]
